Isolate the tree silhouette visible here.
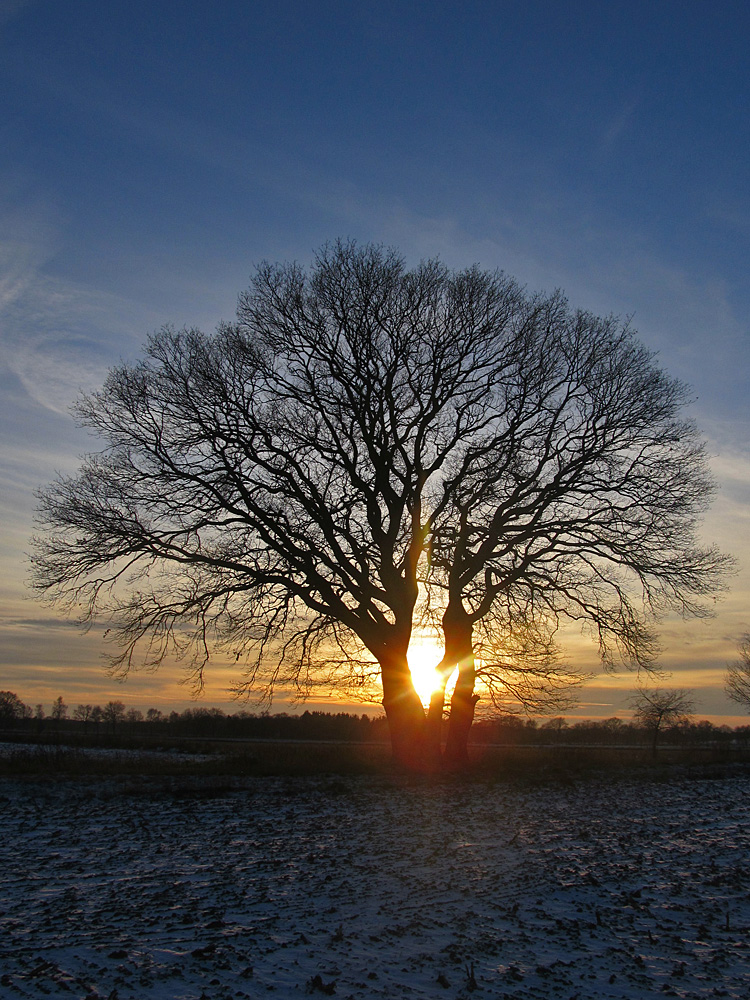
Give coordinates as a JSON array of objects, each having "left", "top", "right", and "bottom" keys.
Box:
[
  {"left": 51, "top": 696, "right": 68, "bottom": 724},
  {"left": 423, "top": 290, "right": 729, "bottom": 763},
  {"left": 630, "top": 686, "right": 695, "bottom": 756},
  {"left": 90, "top": 705, "right": 103, "bottom": 732},
  {"left": 0, "top": 691, "right": 30, "bottom": 726},
  {"left": 102, "top": 700, "right": 126, "bottom": 734},
  {"left": 725, "top": 634, "right": 750, "bottom": 710},
  {"left": 32, "top": 241, "right": 729, "bottom": 769},
  {"left": 73, "top": 703, "right": 95, "bottom": 731}
]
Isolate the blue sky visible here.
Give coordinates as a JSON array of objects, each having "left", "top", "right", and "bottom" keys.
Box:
[{"left": 1, "top": 0, "right": 749, "bottom": 719}]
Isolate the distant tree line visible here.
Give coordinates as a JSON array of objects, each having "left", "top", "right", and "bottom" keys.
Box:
[
  {"left": 471, "top": 714, "right": 750, "bottom": 749},
  {"left": 1, "top": 690, "right": 748, "bottom": 748},
  {"left": 0, "top": 692, "right": 388, "bottom": 741}
]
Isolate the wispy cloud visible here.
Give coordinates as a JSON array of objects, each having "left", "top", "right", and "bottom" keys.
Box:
[
  {"left": 0, "top": 273, "right": 146, "bottom": 416},
  {"left": 599, "top": 97, "right": 640, "bottom": 153},
  {"left": 0, "top": 0, "right": 36, "bottom": 29}
]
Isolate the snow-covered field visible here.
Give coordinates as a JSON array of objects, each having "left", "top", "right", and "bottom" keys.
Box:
[{"left": 1, "top": 766, "right": 748, "bottom": 999}]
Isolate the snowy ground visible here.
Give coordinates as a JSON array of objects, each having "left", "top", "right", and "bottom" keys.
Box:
[
  {"left": 0, "top": 741, "right": 218, "bottom": 766},
  {"left": 1, "top": 766, "right": 749, "bottom": 999}
]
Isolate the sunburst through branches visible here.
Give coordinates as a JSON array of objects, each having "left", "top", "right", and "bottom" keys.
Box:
[{"left": 407, "top": 635, "right": 457, "bottom": 707}]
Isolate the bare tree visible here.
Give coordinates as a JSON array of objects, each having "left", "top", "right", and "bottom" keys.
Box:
[
  {"left": 125, "top": 707, "right": 144, "bottom": 733},
  {"left": 33, "top": 242, "right": 534, "bottom": 767},
  {"left": 725, "top": 634, "right": 750, "bottom": 710},
  {"left": 73, "top": 703, "right": 95, "bottom": 731},
  {"left": 540, "top": 716, "right": 569, "bottom": 741},
  {"left": 102, "top": 700, "right": 126, "bottom": 734},
  {"left": 0, "top": 691, "right": 30, "bottom": 727},
  {"left": 50, "top": 695, "right": 68, "bottom": 723},
  {"left": 423, "top": 294, "right": 729, "bottom": 765},
  {"left": 90, "top": 705, "right": 103, "bottom": 732},
  {"left": 32, "top": 241, "right": 729, "bottom": 770},
  {"left": 630, "top": 686, "right": 695, "bottom": 756}
]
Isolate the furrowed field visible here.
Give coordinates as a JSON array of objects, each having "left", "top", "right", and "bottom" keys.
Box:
[{"left": 1, "top": 745, "right": 749, "bottom": 999}]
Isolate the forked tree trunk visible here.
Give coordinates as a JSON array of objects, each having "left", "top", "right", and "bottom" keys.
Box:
[{"left": 378, "top": 607, "right": 479, "bottom": 771}]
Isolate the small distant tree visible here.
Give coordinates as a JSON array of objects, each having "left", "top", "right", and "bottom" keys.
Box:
[
  {"left": 0, "top": 691, "right": 29, "bottom": 727},
  {"left": 690, "top": 719, "right": 720, "bottom": 744},
  {"left": 146, "top": 707, "right": 164, "bottom": 723},
  {"left": 90, "top": 705, "right": 103, "bottom": 732},
  {"left": 600, "top": 717, "right": 628, "bottom": 744},
  {"left": 125, "top": 707, "right": 144, "bottom": 733},
  {"left": 102, "top": 700, "right": 126, "bottom": 733},
  {"left": 540, "top": 716, "right": 568, "bottom": 741},
  {"left": 725, "top": 634, "right": 750, "bottom": 710},
  {"left": 630, "top": 686, "right": 695, "bottom": 756},
  {"left": 73, "top": 703, "right": 95, "bottom": 731},
  {"left": 50, "top": 696, "right": 68, "bottom": 723}
]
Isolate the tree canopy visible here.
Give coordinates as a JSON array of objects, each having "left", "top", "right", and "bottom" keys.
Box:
[
  {"left": 629, "top": 686, "right": 696, "bottom": 755},
  {"left": 0, "top": 691, "right": 30, "bottom": 725},
  {"left": 32, "top": 240, "right": 730, "bottom": 769},
  {"left": 725, "top": 634, "right": 750, "bottom": 710}
]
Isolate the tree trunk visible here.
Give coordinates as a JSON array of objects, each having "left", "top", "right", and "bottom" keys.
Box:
[
  {"left": 442, "top": 604, "right": 479, "bottom": 769},
  {"left": 651, "top": 721, "right": 661, "bottom": 758},
  {"left": 424, "top": 651, "right": 466, "bottom": 767},
  {"left": 380, "top": 650, "right": 428, "bottom": 771},
  {"left": 445, "top": 681, "right": 479, "bottom": 768},
  {"left": 425, "top": 687, "right": 446, "bottom": 767}
]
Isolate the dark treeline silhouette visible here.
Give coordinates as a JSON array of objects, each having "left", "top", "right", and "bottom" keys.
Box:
[
  {"left": 160, "top": 708, "right": 389, "bottom": 742},
  {"left": 471, "top": 715, "right": 750, "bottom": 749},
  {"left": 1, "top": 691, "right": 748, "bottom": 748},
  {"left": 0, "top": 692, "right": 388, "bottom": 742}
]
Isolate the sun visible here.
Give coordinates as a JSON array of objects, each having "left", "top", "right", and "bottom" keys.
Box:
[{"left": 407, "top": 636, "right": 457, "bottom": 706}]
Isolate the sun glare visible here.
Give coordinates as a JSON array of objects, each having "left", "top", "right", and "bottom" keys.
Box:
[{"left": 407, "top": 637, "right": 457, "bottom": 706}]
